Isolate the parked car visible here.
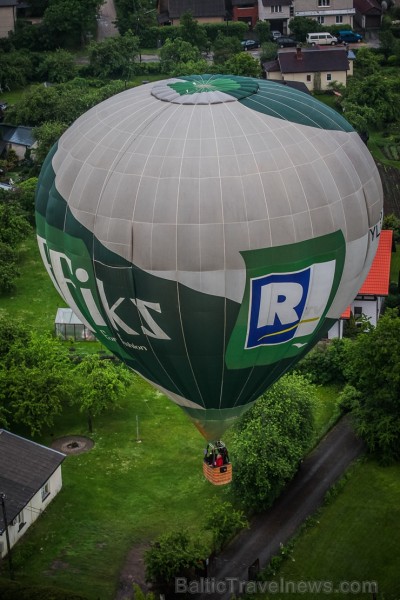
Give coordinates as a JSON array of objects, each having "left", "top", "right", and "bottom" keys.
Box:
[
  {"left": 276, "top": 36, "right": 298, "bottom": 48},
  {"left": 271, "top": 31, "right": 282, "bottom": 40},
  {"left": 337, "top": 30, "right": 363, "bottom": 43},
  {"left": 241, "top": 39, "right": 260, "bottom": 50},
  {"left": 306, "top": 32, "right": 338, "bottom": 46}
]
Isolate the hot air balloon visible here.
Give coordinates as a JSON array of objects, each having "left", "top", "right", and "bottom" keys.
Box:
[{"left": 35, "top": 75, "right": 383, "bottom": 485}]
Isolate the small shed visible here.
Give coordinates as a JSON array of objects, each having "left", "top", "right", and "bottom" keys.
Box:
[{"left": 55, "top": 308, "right": 96, "bottom": 341}]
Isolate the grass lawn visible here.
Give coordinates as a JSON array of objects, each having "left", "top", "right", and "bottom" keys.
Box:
[
  {"left": 5, "top": 380, "right": 223, "bottom": 599},
  {"left": 260, "top": 460, "right": 400, "bottom": 599}
]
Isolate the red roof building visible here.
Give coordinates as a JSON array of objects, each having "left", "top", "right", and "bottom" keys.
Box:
[{"left": 331, "top": 230, "right": 393, "bottom": 337}]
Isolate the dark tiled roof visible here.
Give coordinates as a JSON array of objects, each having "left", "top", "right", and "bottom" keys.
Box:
[
  {"left": 275, "top": 80, "right": 312, "bottom": 94},
  {"left": 353, "top": 0, "right": 382, "bottom": 15},
  {"left": 0, "top": 0, "right": 17, "bottom": 6},
  {"left": 0, "top": 125, "right": 34, "bottom": 147},
  {"left": 168, "top": 0, "right": 226, "bottom": 18},
  {"left": 0, "top": 430, "right": 65, "bottom": 532},
  {"left": 263, "top": 59, "right": 280, "bottom": 72},
  {"left": 278, "top": 47, "right": 349, "bottom": 73}
]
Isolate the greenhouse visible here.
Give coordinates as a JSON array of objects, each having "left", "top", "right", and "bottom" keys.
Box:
[{"left": 54, "top": 308, "right": 96, "bottom": 342}]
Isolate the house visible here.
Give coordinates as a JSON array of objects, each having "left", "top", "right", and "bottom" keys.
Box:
[
  {"left": 157, "top": 0, "right": 227, "bottom": 25},
  {"left": 263, "top": 46, "right": 352, "bottom": 91},
  {"left": 258, "top": 0, "right": 293, "bottom": 35},
  {"left": 328, "top": 230, "right": 393, "bottom": 338},
  {"left": 294, "top": 0, "right": 355, "bottom": 29},
  {"left": 0, "top": 430, "right": 65, "bottom": 557},
  {"left": 0, "top": 124, "right": 35, "bottom": 159},
  {"left": 231, "top": 0, "right": 259, "bottom": 28},
  {"left": 0, "top": 0, "right": 17, "bottom": 38},
  {"left": 353, "top": 0, "right": 382, "bottom": 30}
]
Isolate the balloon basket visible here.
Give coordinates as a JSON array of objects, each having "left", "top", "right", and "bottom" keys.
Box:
[{"left": 203, "top": 461, "right": 232, "bottom": 485}]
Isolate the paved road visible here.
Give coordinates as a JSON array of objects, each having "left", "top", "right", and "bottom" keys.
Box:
[
  {"left": 97, "top": 0, "right": 118, "bottom": 41},
  {"left": 198, "top": 417, "right": 364, "bottom": 600}
]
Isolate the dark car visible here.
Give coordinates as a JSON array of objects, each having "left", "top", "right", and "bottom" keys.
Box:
[
  {"left": 276, "top": 36, "right": 298, "bottom": 48},
  {"left": 241, "top": 39, "right": 260, "bottom": 50}
]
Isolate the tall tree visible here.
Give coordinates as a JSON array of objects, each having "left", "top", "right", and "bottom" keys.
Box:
[
  {"left": 342, "top": 309, "right": 400, "bottom": 463},
  {"left": 88, "top": 32, "right": 140, "bottom": 79},
  {"left": 73, "top": 355, "right": 131, "bottom": 432},
  {"left": 225, "top": 52, "right": 261, "bottom": 77},
  {"left": 230, "top": 373, "right": 315, "bottom": 510}
]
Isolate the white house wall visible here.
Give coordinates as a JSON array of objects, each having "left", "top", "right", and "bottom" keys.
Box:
[
  {"left": 293, "top": 0, "right": 354, "bottom": 28},
  {"left": 0, "top": 7, "right": 15, "bottom": 38},
  {"left": 0, "top": 466, "right": 63, "bottom": 558}
]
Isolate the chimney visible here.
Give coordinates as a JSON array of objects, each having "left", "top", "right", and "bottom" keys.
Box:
[{"left": 296, "top": 44, "right": 303, "bottom": 60}]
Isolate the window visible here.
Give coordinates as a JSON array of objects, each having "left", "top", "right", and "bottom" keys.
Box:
[
  {"left": 271, "top": 5, "right": 283, "bottom": 12},
  {"left": 12, "top": 511, "right": 25, "bottom": 532},
  {"left": 307, "top": 74, "right": 312, "bottom": 82},
  {"left": 318, "top": 0, "right": 330, "bottom": 5},
  {"left": 41, "top": 481, "right": 50, "bottom": 502},
  {"left": 317, "top": 16, "right": 325, "bottom": 24},
  {"left": 354, "top": 306, "right": 362, "bottom": 316},
  {"left": 327, "top": 73, "right": 332, "bottom": 81},
  {"left": 335, "top": 15, "right": 343, "bottom": 23}
]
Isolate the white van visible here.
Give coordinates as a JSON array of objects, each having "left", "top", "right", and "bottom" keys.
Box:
[{"left": 306, "top": 32, "right": 338, "bottom": 46}]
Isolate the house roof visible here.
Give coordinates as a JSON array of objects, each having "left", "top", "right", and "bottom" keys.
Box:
[
  {"left": 353, "top": 0, "right": 382, "bottom": 15},
  {"left": 232, "top": 0, "right": 257, "bottom": 6},
  {"left": 0, "top": 124, "right": 34, "bottom": 147},
  {"left": 0, "top": 0, "right": 17, "bottom": 6},
  {"left": 340, "top": 230, "right": 393, "bottom": 317},
  {"left": 359, "top": 230, "right": 393, "bottom": 295},
  {"left": 167, "top": 0, "right": 226, "bottom": 19},
  {"left": 262, "top": 0, "right": 292, "bottom": 5},
  {"left": 0, "top": 430, "right": 65, "bottom": 533},
  {"left": 278, "top": 47, "right": 349, "bottom": 74}
]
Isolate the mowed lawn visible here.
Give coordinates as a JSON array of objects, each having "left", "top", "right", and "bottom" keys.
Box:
[
  {"left": 260, "top": 460, "right": 400, "bottom": 599},
  {"left": 7, "top": 381, "right": 224, "bottom": 599}
]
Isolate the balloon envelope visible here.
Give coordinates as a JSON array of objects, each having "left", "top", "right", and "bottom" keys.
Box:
[{"left": 35, "top": 75, "right": 383, "bottom": 439}]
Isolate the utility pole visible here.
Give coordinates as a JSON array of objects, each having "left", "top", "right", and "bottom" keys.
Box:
[{"left": 0, "top": 493, "right": 14, "bottom": 580}]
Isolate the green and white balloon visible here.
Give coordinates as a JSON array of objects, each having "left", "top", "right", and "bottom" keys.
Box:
[{"left": 36, "top": 75, "right": 383, "bottom": 439}]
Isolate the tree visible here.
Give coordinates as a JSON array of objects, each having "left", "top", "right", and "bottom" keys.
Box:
[
  {"left": 351, "top": 47, "right": 382, "bottom": 77},
  {"left": 15, "top": 177, "right": 39, "bottom": 220},
  {"left": 43, "top": 0, "right": 102, "bottom": 47},
  {"left": 225, "top": 52, "right": 261, "bottom": 77},
  {"left": 159, "top": 37, "right": 201, "bottom": 74},
  {"left": 0, "top": 332, "right": 74, "bottom": 435},
  {"left": 0, "top": 198, "right": 31, "bottom": 247},
  {"left": 288, "top": 17, "right": 322, "bottom": 42},
  {"left": 383, "top": 213, "right": 400, "bottom": 243},
  {"left": 260, "top": 41, "right": 279, "bottom": 62},
  {"left": 36, "top": 49, "right": 76, "bottom": 83},
  {"left": 73, "top": 355, "right": 131, "bottom": 432},
  {"left": 230, "top": 373, "right": 315, "bottom": 510},
  {"left": 0, "top": 50, "right": 33, "bottom": 91},
  {"left": 179, "top": 12, "right": 208, "bottom": 52},
  {"left": 0, "top": 242, "right": 20, "bottom": 293},
  {"left": 342, "top": 72, "right": 400, "bottom": 128},
  {"left": 203, "top": 502, "right": 248, "bottom": 553},
  {"left": 212, "top": 33, "right": 241, "bottom": 65},
  {"left": 342, "top": 309, "right": 400, "bottom": 463},
  {"left": 33, "top": 121, "right": 68, "bottom": 166},
  {"left": 144, "top": 530, "right": 207, "bottom": 594},
  {"left": 254, "top": 19, "right": 271, "bottom": 44},
  {"left": 88, "top": 32, "right": 140, "bottom": 79}
]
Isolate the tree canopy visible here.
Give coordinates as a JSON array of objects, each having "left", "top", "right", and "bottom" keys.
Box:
[{"left": 230, "top": 373, "right": 315, "bottom": 510}]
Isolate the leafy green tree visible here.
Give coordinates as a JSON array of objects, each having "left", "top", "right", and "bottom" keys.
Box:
[
  {"left": 73, "top": 355, "right": 131, "bottom": 432},
  {"left": 342, "top": 72, "right": 400, "bottom": 128},
  {"left": 43, "top": 0, "right": 102, "bottom": 47},
  {"left": 296, "top": 337, "right": 351, "bottom": 385},
  {"left": 144, "top": 530, "right": 207, "bottom": 594},
  {"left": 114, "top": 0, "right": 157, "bottom": 36},
  {"left": 289, "top": 17, "right": 322, "bottom": 42},
  {"left": 260, "top": 41, "right": 279, "bottom": 62},
  {"left": 212, "top": 33, "right": 242, "bottom": 64},
  {"left": 0, "top": 242, "right": 20, "bottom": 293},
  {"left": 342, "top": 309, "right": 400, "bottom": 463},
  {"left": 0, "top": 332, "right": 73, "bottom": 435},
  {"left": 230, "top": 373, "right": 315, "bottom": 510},
  {"left": 203, "top": 502, "right": 248, "bottom": 553},
  {"left": 15, "top": 177, "right": 39, "bottom": 221},
  {"left": 33, "top": 122, "right": 68, "bottom": 166},
  {"left": 225, "top": 52, "right": 261, "bottom": 77},
  {"left": 179, "top": 12, "right": 208, "bottom": 51},
  {"left": 0, "top": 199, "right": 31, "bottom": 247},
  {"left": 88, "top": 32, "right": 140, "bottom": 79},
  {"left": 36, "top": 49, "right": 76, "bottom": 83},
  {"left": 0, "top": 51, "right": 33, "bottom": 90},
  {"left": 351, "top": 47, "right": 382, "bottom": 77},
  {"left": 0, "top": 314, "right": 30, "bottom": 358},
  {"left": 254, "top": 19, "right": 271, "bottom": 44},
  {"left": 383, "top": 213, "right": 400, "bottom": 243},
  {"left": 159, "top": 37, "right": 201, "bottom": 74}
]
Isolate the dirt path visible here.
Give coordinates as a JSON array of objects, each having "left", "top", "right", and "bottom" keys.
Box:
[
  {"left": 115, "top": 418, "right": 363, "bottom": 599},
  {"left": 200, "top": 417, "right": 364, "bottom": 599}
]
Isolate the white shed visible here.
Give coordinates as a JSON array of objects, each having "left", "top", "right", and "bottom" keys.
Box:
[{"left": 54, "top": 308, "right": 96, "bottom": 341}]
